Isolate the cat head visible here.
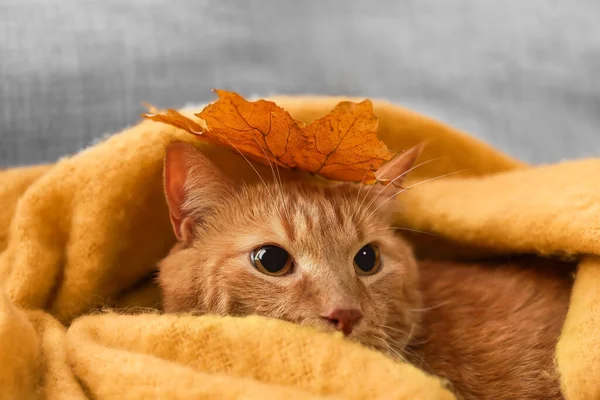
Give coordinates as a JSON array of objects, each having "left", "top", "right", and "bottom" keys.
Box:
[{"left": 158, "top": 142, "right": 422, "bottom": 356}]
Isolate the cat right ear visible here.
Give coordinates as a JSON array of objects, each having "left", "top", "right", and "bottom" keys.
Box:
[{"left": 164, "top": 142, "right": 233, "bottom": 242}]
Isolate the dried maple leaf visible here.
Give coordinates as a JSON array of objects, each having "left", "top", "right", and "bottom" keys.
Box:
[
  {"left": 144, "top": 109, "right": 205, "bottom": 134},
  {"left": 144, "top": 90, "right": 396, "bottom": 182}
]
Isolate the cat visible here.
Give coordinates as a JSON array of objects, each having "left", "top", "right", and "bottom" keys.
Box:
[{"left": 158, "top": 142, "right": 572, "bottom": 400}]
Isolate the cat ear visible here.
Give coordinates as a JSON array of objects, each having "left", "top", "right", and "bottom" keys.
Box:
[
  {"left": 164, "top": 142, "right": 233, "bottom": 242},
  {"left": 361, "top": 144, "right": 424, "bottom": 214},
  {"left": 374, "top": 143, "right": 424, "bottom": 188}
]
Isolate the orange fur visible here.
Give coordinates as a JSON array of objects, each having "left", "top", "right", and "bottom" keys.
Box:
[
  {"left": 410, "top": 257, "right": 572, "bottom": 400},
  {"left": 158, "top": 143, "right": 572, "bottom": 400}
]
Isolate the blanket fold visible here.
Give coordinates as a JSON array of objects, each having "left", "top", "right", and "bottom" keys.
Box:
[{"left": 1, "top": 96, "right": 598, "bottom": 399}]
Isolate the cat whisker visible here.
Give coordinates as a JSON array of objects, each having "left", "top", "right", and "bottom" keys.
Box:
[
  {"left": 363, "top": 169, "right": 468, "bottom": 224},
  {"left": 374, "top": 322, "right": 405, "bottom": 333},
  {"left": 383, "top": 340, "right": 410, "bottom": 364},
  {"left": 222, "top": 105, "right": 290, "bottom": 222},
  {"left": 356, "top": 157, "right": 444, "bottom": 227},
  {"left": 373, "top": 325, "right": 430, "bottom": 368},
  {"left": 354, "top": 173, "right": 379, "bottom": 224},
  {"left": 406, "top": 322, "right": 417, "bottom": 343},
  {"left": 407, "top": 300, "right": 451, "bottom": 313},
  {"left": 220, "top": 137, "right": 281, "bottom": 216},
  {"left": 394, "top": 227, "right": 437, "bottom": 236},
  {"left": 369, "top": 226, "right": 437, "bottom": 236},
  {"left": 272, "top": 157, "right": 290, "bottom": 221},
  {"left": 351, "top": 168, "right": 373, "bottom": 221},
  {"left": 373, "top": 323, "right": 417, "bottom": 348},
  {"left": 359, "top": 330, "right": 405, "bottom": 360},
  {"left": 249, "top": 135, "right": 290, "bottom": 222}
]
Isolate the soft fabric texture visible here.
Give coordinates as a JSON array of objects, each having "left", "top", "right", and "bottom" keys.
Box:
[{"left": 0, "top": 96, "right": 598, "bottom": 399}]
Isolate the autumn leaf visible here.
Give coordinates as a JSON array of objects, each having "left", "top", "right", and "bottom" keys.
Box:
[
  {"left": 144, "top": 90, "right": 396, "bottom": 182},
  {"left": 144, "top": 109, "right": 205, "bottom": 134}
]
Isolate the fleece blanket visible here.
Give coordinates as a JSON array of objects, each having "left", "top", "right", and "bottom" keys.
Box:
[{"left": 0, "top": 96, "right": 598, "bottom": 400}]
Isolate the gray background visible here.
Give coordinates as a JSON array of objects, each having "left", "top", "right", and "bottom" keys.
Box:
[{"left": 1, "top": 0, "right": 599, "bottom": 168}]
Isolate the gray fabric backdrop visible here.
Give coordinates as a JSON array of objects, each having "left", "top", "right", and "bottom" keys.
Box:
[{"left": 1, "top": 0, "right": 599, "bottom": 167}]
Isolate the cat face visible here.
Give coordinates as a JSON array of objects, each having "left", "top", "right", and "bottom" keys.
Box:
[{"left": 158, "top": 142, "right": 422, "bottom": 357}]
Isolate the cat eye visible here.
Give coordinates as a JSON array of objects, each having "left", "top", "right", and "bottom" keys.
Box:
[
  {"left": 354, "top": 244, "right": 381, "bottom": 275},
  {"left": 250, "top": 245, "right": 293, "bottom": 276}
]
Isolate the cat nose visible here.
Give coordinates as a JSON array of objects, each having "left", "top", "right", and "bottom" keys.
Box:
[{"left": 322, "top": 308, "right": 363, "bottom": 335}]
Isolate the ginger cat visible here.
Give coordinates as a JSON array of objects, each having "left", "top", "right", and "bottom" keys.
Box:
[{"left": 158, "top": 142, "right": 572, "bottom": 400}]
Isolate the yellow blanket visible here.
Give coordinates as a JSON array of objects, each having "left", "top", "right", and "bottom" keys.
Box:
[{"left": 1, "top": 97, "right": 598, "bottom": 399}]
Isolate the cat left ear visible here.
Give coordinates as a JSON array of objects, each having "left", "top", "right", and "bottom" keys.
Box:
[
  {"left": 164, "top": 142, "right": 233, "bottom": 242},
  {"left": 375, "top": 143, "right": 424, "bottom": 188},
  {"left": 361, "top": 144, "right": 424, "bottom": 214}
]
